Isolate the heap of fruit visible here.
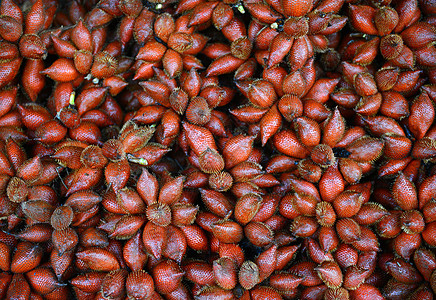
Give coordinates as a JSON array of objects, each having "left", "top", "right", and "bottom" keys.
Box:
[{"left": 1, "top": 0, "right": 436, "bottom": 298}]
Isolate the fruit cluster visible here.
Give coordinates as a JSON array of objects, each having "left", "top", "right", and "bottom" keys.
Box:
[{"left": 1, "top": 0, "right": 436, "bottom": 299}]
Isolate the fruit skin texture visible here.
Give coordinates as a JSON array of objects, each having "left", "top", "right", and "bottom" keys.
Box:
[{"left": 2, "top": 0, "right": 436, "bottom": 298}]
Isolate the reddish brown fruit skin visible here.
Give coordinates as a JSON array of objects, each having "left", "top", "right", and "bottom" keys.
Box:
[
  {"left": 212, "top": 220, "right": 244, "bottom": 243},
  {"left": 11, "top": 242, "right": 43, "bottom": 273},
  {"left": 75, "top": 248, "right": 120, "bottom": 271},
  {"left": 152, "top": 260, "right": 184, "bottom": 294},
  {"left": 1, "top": 0, "right": 436, "bottom": 298},
  {"left": 213, "top": 257, "right": 237, "bottom": 290},
  {"left": 41, "top": 58, "right": 80, "bottom": 82},
  {"left": 126, "top": 270, "right": 154, "bottom": 300}
]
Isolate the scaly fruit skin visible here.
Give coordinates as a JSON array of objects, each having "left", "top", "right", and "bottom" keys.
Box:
[
  {"left": 2, "top": 0, "right": 436, "bottom": 299},
  {"left": 0, "top": 0, "right": 56, "bottom": 100},
  {"left": 244, "top": 0, "right": 347, "bottom": 69}
]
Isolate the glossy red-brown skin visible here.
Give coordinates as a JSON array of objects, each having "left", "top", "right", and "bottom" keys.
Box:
[
  {"left": 1, "top": 0, "right": 436, "bottom": 298},
  {"left": 152, "top": 259, "right": 184, "bottom": 294},
  {"left": 126, "top": 270, "right": 155, "bottom": 300},
  {"left": 75, "top": 248, "right": 120, "bottom": 272},
  {"left": 10, "top": 242, "right": 43, "bottom": 274}
]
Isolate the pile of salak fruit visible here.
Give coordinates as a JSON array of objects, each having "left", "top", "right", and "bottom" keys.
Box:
[{"left": 1, "top": 0, "right": 436, "bottom": 298}]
